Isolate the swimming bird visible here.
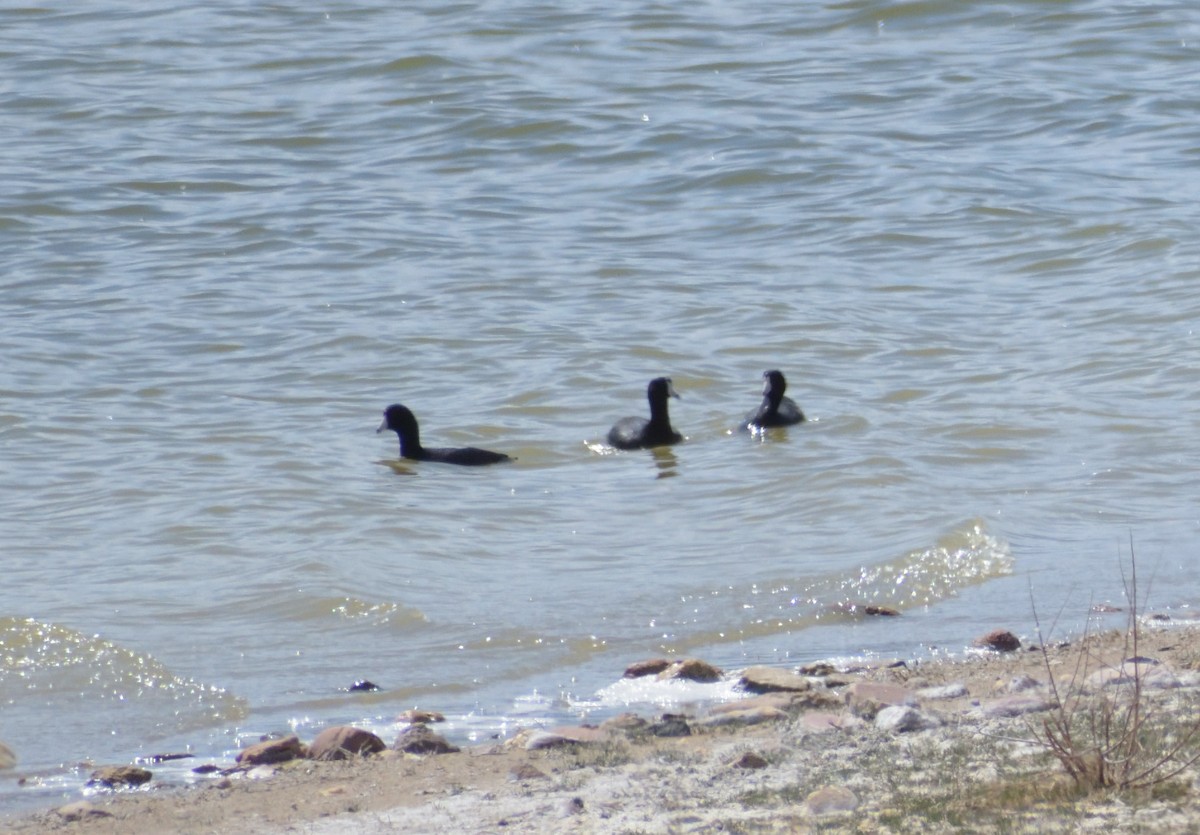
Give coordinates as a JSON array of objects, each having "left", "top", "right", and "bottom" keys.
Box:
[
  {"left": 741, "top": 369, "right": 805, "bottom": 431},
  {"left": 377, "top": 404, "right": 511, "bottom": 466},
  {"left": 607, "top": 377, "right": 683, "bottom": 450}
]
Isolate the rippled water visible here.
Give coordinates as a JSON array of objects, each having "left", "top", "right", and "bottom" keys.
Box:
[{"left": 3, "top": 0, "right": 1199, "bottom": 812}]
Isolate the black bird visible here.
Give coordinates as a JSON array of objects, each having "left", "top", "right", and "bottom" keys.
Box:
[
  {"left": 377, "top": 404, "right": 511, "bottom": 466},
  {"left": 607, "top": 377, "right": 683, "bottom": 450},
  {"left": 741, "top": 369, "right": 805, "bottom": 431}
]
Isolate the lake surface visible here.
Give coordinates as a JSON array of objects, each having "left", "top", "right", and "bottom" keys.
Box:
[{"left": 3, "top": 0, "right": 1199, "bottom": 812}]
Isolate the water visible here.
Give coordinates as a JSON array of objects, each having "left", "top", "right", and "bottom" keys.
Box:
[{"left": 3, "top": 0, "right": 1199, "bottom": 813}]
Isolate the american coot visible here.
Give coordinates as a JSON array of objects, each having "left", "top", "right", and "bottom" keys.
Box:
[
  {"left": 607, "top": 377, "right": 683, "bottom": 450},
  {"left": 741, "top": 369, "right": 805, "bottom": 431},
  {"left": 377, "top": 404, "right": 511, "bottom": 466}
]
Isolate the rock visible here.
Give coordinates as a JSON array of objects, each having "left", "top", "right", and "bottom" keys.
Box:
[
  {"left": 544, "top": 726, "right": 608, "bottom": 744},
  {"left": 1087, "top": 661, "right": 1180, "bottom": 692},
  {"left": 397, "top": 709, "right": 445, "bottom": 724},
  {"left": 236, "top": 735, "right": 306, "bottom": 765},
  {"left": 394, "top": 725, "right": 459, "bottom": 755},
  {"left": 561, "top": 796, "right": 586, "bottom": 816},
  {"left": 0, "top": 741, "right": 14, "bottom": 770},
  {"left": 975, "top": 629, "right": 1021, "bottom": 652},
  {"left": 917, "top": 682, "right": 968, "bottom": 700},
  {"left": 700, "top": 705, "right": 789, "bottom": 728},
  {"left": 739, "top": 666, "right": 812, "bottom": 694},
  {"left": 192, "top": 764, "right": 221, "bottom": 775},
  {"left": 710, "top": 693, "right": 802, "bottom": 715},
  {"left": 845, "top": 681, "right": 917, "bottom": 719},
  {"left": 875, "top": 705, "right": 942, "bottom": 733},
  {"left": 86, "top": 765, "right": 153, "bottom": 788},
  {"left": 309, "top": 726, "right": 387, "bottom": 761},
  {"left": 658, "top": 658, "right": 723, "bottom": 682},
  {"left": 794, "top": 689, "right": 847, "bottom": 711},
  {"left": 977, "top": 694, "right": 1055, "bottom": 718},
  {"left": 798, "top": 662, "right": 838, "bottom": 677},
  {"left": 624, "top": 658, "right": 672, "bottom": 678},
  {"left": 732, "top": 751, "right": 769, "bottom": 769},
  {"left": 347, "top": 680, "right": 380, "bottom": 692},
  {"left": 600, "top": 712, "right": 648, "bottom": 733},
  {"left": 524, "top": 731, "right": 581, "bottom": 751},
  {"left": 798, "top": 712, "right": 858, "bottom": 733},
  {"left": 56, "top": 801, "right": 112, "bottom": 821},
  {"left": 993, "top": 674, "right": 1041, "bottom": 694},
  {"left": 509, "top": 763, "right": 548, "bottom": 781},
  {"left": 805, "top": 785, "right": 859, "bottom": 814},
  {"left": 648, "top": 714, "right": 692, "bottom": 737},
  {"left": 720, "top": 688, "right": 841, "bottom": 713},
  {"left": 865, "top": 606, "right": 900, "bottom": 617},
  {"left": 521, "top": 726, "right": 608, "bottom": 751}
]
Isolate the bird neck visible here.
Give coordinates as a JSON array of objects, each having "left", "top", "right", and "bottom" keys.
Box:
[
  {"left": 397, "top": 429, "right": 422, "bottom": 458},
  {"left": 648, "top": 398, "right": 672, "bottom": 428}
]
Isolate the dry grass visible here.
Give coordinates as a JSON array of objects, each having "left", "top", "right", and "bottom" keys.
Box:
[{"left": 1029, "top": 537, "right": 1200, "bottom": 792}]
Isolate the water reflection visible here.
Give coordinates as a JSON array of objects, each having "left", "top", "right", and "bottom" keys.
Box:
[{"left": 651, "top": 446, "right": 679, "bottom": 478}]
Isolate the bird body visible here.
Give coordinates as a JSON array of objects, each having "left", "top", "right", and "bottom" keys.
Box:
[
  {"left": 607, "top": 377, "right": 683, "bottom": 450},
  {"left": 378, "top": 404, "right": 511, "bottom": 466},
  {"left": 741, "top": 370, "right": 805, "bottom": 431}
]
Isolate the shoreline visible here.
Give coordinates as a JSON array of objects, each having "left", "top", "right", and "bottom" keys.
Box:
[{"left": 7, "top": 618, "right": 1200, "bottom": 833}]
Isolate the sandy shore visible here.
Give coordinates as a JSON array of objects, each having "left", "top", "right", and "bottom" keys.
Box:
[{"left": 7, "top": 620, "right": 1200, "bottom": 834}]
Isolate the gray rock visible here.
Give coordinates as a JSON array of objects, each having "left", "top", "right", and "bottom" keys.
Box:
[
  {"left": 917, "top": 682, "right": 968, "bottom": 700},
  {"left": 875, "top": 704, "right": 942, "bottom": 733},
  {"left": 805, "top": 785, "right": 859, "bottom": 814},
  {"left": 994, "top": 674, "right": 1041, "bottom": 694},
  {"left": 977, "top": 694, "right": 1055, "bottom": 718},
  {"left": 1087, "top": 661, "right": 1181, "bottom": 692}
]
